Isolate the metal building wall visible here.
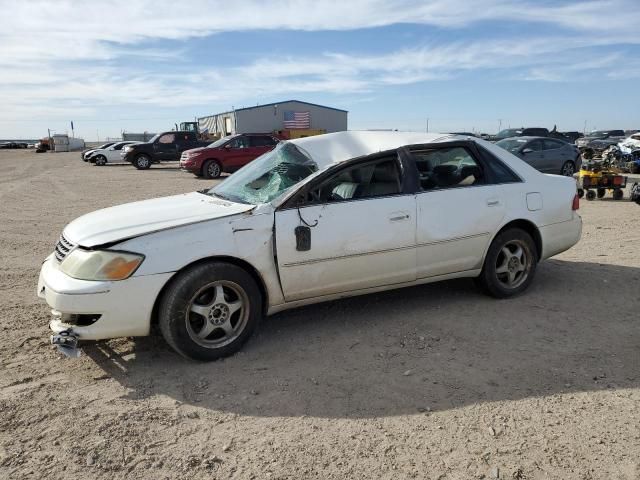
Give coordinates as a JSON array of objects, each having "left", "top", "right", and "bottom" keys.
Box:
[
  {"left": 198, "top": 111, "right": 237, "bottom": 136},
  {"left": 236, "top": 101, "right": 347, "bottom": 133}
]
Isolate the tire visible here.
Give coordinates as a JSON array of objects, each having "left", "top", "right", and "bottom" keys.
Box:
[
  {"left": 586, "top": 190, "right": 596, "bottom": 200},
  {"left": 612, "top": 189, "right": 624, "bottom": 200},
  {"left": 577, "top": 188, "right": 584, "bottom": 198},
  {"left": 134, "top": 154, "right": 151, "bottom": 170},
  {"left": 476, "top": 228, "right": 538, "bottom": 299},
  {"left": 94, "top": 155, "right": 107, "bottom": 166},
  {"left": 159, "top": 262, "right": 262, "bottom": 361},
  {"left": 597, "top": 188, "right": 606, "bottom": 199},
  {"left": 203, "top": 160, "right": 222, "bottom": 179},
  {"left": 560, "top": 161, "right": 575, "bottom": 177}
]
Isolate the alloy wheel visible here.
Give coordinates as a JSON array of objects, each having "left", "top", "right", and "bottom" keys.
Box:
[
  {"left": 185, "top": 280, "right": 249, "bottom": 348},
  {"left": 495, "top": 240, "right": 531, "bottom": 289}
]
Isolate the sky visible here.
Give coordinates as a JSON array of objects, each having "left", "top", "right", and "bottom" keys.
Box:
[{"left": 1, "top": 0, "right": 639, "bottom": 140}]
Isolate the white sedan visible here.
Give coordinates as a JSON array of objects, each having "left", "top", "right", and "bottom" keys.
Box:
[
  {"left": 37, "top": 131, "right": 581, "bottom": 360},
  {"left": 85, "top": 141, "right": 140, "bottom": 165}
]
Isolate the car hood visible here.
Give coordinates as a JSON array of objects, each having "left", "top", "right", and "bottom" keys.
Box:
[
  {"left": 183, "top": 146, "right": 209, "bottom": 155},
  {"left": 64, "top": 192, "right": 255, "bottom": 247}
]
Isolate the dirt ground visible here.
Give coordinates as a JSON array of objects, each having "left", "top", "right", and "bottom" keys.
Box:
[{"left": 0, "top": 149, "right": 639, "bottom": 480}]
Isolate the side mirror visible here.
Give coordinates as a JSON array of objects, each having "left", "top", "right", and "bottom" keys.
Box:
[
  {"left": 224, "top": 144, "right": 231, "bottom": 149},
  {"left": 521, "top": 148, "right": 534, "bottom": 154}
]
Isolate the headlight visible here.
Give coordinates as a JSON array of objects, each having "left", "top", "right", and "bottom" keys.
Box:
[{"left": 60, "top": 249, "right": 144, "bottom": 281}]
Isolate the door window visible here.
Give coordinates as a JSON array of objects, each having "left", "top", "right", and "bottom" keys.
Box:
[
  {"left": 305, "top": 157, "right": 401, "bottom": 204},
  {"left": 411, "top": 147, "right": 483, "bottom": 191},
  {"left": 543, "top": 139, "right": 565, "bottom": 150},
  {"left": 158, "top": 133, "right": 175, "bottom": 144},
  {"left": 113, "top": 143, "right": 125, "bottom": 150},
  {"left": 229, "top": 136, "right": 249, "bottom": 149},
  {"left": 249, "top": 136, "right": 277, "bottom": 147}
]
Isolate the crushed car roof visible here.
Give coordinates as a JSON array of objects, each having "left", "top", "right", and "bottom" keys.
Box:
[{"left": 289, "top": 131, "right": 450, "bottom": 168}]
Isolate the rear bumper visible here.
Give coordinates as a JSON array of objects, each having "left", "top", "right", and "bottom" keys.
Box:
[
  {"left": 539, "top": 214, "right": 582, "bottom": 260},
  {"left": 37, "top": 256, "right": 173, "bottom": 340}
]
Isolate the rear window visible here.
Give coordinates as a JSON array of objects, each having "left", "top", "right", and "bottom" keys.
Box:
[{"left": 477, "top": 145, "right": 521, "bottom": 184}]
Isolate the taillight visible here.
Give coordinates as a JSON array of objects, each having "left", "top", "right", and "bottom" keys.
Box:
[{"left": 572, "top": 193, "right": 580, "bottom": 210}]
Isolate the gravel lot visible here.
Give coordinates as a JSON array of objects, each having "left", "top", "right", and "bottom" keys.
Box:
[{"left": 1, "top": 150, "right": 639, "bottom": 480}]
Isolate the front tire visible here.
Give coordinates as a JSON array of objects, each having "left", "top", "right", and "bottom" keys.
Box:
[
  {"left": 476, "top": 228, "right": 538, "bottom": 298},
  {"left": 134, "top": 154, "right": 151, "bottom": 170},
  {"left": 159, "top": 262, "right": 262, "bottom": 361},
  {"left": 203, "top": 160, "right": 222, "bottom": 179},
  {"left": 94, "top": 155, "right": 107, "bottom": 166}
]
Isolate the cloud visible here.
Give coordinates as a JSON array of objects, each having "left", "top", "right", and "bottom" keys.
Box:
[{"left": 1, "top": 0, "right": 639, "bottom": 136}]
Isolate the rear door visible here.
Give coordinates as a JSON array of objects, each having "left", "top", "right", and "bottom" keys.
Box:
[
  {"left": 409, "top": 144, "right": 507, "bottom": 278},
  {"left": 542, "top": 139, "right": 570, "bottom": 173},
  {"left": 274, "top": 154, "right": 417, "bottom": 301},
  {"left": 520, "top": 139, "right": 546, "bottom": 172}
]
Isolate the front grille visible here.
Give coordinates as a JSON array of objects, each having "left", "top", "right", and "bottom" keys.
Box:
[{"left": 54, "top": 234, "right": 75, "bottom": 263}]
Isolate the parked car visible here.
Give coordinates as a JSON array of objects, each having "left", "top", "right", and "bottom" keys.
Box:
[
  {"left": 448, "top": 132, "right": 477, "bottom": 137},
  {"left": 575, "top": 130, "right": 626, "bottom": 152},
  {"left": 559, "top": 131, "right": 583, "bottom": 143},
  {"left": 81, "top": 142, "right": 115, "bottom": 161},
  {"left": 493, "top": 127, "right": 551, "bottom": 142},
  {"left": 38, "top": 131, "right": 581, "bottom": 360},
  {"left": 122, "top": 131, "right": 210, "bottom": 169},
  {"left": 0, "top": 141, "right": 28, "bottom": 149},
  {"left": 180, "top": 133, "right": 280, "bottom": 178},
  {"left": 86, "top": 141, "right": 141, "bottom": 165},
  {"left": 495, "top": 137, "right": 581, "bottom": 176}
]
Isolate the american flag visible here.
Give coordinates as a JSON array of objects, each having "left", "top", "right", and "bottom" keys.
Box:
[{"left": 283, "top": 111, "right": 310, "bottom": 129}]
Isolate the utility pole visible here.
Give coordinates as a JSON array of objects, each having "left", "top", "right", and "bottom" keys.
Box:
[
  {"left": 498, "top": 119, "right": 502, "bottom": 133},
  {"left": 426, "top": 118, "right": 429, "bottom": 132}
]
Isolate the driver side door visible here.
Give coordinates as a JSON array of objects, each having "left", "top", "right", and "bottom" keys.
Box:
[{"left": 274, "top": 154, "right": 417, "bottom": 302}]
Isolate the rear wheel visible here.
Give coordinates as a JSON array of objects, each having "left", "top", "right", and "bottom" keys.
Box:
[
  {"left": 577, "top": 188, "right": 584, "bottom": 198},
  {"left": 203, "top": 160, "right": 222, "bottom": 179},
  {"left": 612, "top": 189, "right": 624, "bottom": 200},
  {"left": 134, "top": 154, "right": 151, "bottom": 170},
  {"left": 586, "top": 190, "right": 596, "bottom": 200},
  {"left": 560, "top": 161, "right": 575, "bottom": 176},
  {"left": 159, "top": 262, "right": 262, "bottom": 361},
  {"left": 476, "top": 228, "right": 537, "bottom": 298},
  {"left": 94, "top": 155, "right": 107, "bottom": 166}
]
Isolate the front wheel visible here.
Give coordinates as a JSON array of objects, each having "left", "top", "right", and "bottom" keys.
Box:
[
  {"left": 560, "top": 161, "right": 575, "bottom": 177},
  {"left": 476, "top": 228, "right": 538, "bottom": 298},
  {"left": 94, "top": 155, "right": 107, "bottom": 166},
  {"left": 203, "top": 160, "right": 222, "bottom": 179},
  {"left": 159, "top": 262, "right": 262, "bottom": 361},
  {"left": 134, "top": 154, "right": 151, "bottom": 170}
]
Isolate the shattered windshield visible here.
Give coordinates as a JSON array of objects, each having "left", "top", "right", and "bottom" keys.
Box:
[{"left": 206, "top": 142, "right": 317, "bottom": 205}]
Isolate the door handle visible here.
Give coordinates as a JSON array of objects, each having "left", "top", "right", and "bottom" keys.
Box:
[
  {"left": 486, "top": 199, "right": 500, "bottom": 207},
  {"left": 389, "top": 213, "right": 410, "bottom": 222}
]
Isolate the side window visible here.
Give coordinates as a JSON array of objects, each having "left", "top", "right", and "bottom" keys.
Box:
[
  {"left": 249, "top": 136, "right": 276, "bottom": 147},
  {"left": 528, "top": 140, "right": 543, "bottom": 151},
  {"left": 411, "top": 147, "right": 483, "bottom": 191},
  {"left": 543, "top": 139, "right": 563, "bottom": 150},
  {"left": 113, "top": 143, "right": 124, "bottom": 150},
  {"left": 229, "top": 136, "right": 249, "bottom": 149},
  {"left": 158, "top": 133, "right": 175, "bottom": 144},
  {"left": 305, "top": 157, "right": 401, "bottom": 204}
]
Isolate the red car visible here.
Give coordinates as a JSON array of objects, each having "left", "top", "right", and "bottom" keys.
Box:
[{"left": 180, "top": 133, "right": 280, "bottom": 178}]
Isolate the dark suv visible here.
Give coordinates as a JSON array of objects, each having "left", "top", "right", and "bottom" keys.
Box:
[
  {"left": 123, "top": 131, "right": 210, "bottom": 169},
  {"left": 180, "top": 133, "right": 280, "bottom": 178}
]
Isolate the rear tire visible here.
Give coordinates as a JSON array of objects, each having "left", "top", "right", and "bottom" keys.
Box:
[
  {"left": 159, "top": 262, "right": 262, "bottom": 361},
  {"left": 476, "top": 228, "right": 538, "bottom": 298},
  {"left": 203, "top": 160, "right": 222, "bottom": 179},
  {"left": 560, "top": 161, "right": 575, "bottom": 176},
  {"left": 134, "top": 154, "right": 151, "bottom": 170},
  {"left": 586, "top": 190, "right": 596, "bottom": 200}
]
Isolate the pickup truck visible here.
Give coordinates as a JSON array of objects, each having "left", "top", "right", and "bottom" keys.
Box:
[{"left": 122, "top": 131, "right": 210, "bottom": 169}]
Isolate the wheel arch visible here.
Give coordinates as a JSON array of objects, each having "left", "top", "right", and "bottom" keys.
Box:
[
  {"left": 149, "top": 255, "right": 269, "bottom": 325},
  {"left": 491, "top": 219, "right": 543, "bottom": 262}
]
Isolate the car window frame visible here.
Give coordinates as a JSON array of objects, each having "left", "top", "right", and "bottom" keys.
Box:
[{"left": 279, "top": 149, "right": 414, "bottom": 210}]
